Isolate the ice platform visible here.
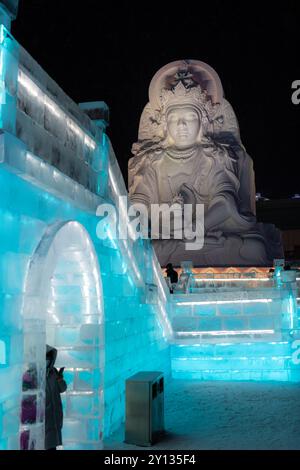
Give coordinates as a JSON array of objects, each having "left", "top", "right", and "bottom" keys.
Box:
[{"left": 168, "top": 268, "right": 300, "bottom": 381}]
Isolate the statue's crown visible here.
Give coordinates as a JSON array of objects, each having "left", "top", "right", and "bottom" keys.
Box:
[{"left": 160, "top": 81, "right": 216, "bottom": 119}]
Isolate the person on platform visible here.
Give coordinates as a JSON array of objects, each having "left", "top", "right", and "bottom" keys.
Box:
[{"left": 165, "top": 263, "right": 178, "bottom": 293}]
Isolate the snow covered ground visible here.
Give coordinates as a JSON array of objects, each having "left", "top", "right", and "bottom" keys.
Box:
[{"left": 104, "top": 380, "right": 300, "bottom": 450}]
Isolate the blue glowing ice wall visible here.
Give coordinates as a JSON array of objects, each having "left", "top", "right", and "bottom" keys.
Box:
[
  {"left": 0, "top": 25, "right": 171, "bottom": 450},
  {"left": 170, "top": 272, "right": 300, "bottom": 382}
]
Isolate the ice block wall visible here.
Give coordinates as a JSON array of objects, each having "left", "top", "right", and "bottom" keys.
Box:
[
  {"left": 103, "top": 147, "right": 172, "bottom": 437},
  {"left": 0, "top": 25, "right": 171, "bottom": 450},
  {"left": 170, "top": 272, "right": 300, "bottom": 381}
]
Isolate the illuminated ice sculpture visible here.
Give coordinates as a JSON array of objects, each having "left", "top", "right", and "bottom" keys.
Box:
[
  {"left": 0, "top": 22, "right": 171, "bottom": 450},
  {"left": 129, "top": 60, "right": 283, "bottom": 266},
  {"left": 0, "top": 11, "right": 299, "bottom": 452}
]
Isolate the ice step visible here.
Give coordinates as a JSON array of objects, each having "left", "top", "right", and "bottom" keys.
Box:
[
  {"left": 172, "top": 330, "right": 281, "bottom": 344},
  {"left": 172, "top": 314, "right": 281, "bottom": 333},
  {"left": 171, "top": 369, "right": 299, "bottom": 381},
  {"left": 170, "top": 292, "right": 283, "bottom": 342},
  {"left": 170, "top": 341, "right": 300, "bottom": 382},
  {"left": 171, "top": 341, "right": 292, "bottom": 358}
]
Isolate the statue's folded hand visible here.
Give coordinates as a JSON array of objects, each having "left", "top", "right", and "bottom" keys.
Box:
[
  {"left": 179, "top": 184, "right": 196, "bottom": 206},
  {"left": 172, "top": 194, "right": 184, "bottom": 208}
]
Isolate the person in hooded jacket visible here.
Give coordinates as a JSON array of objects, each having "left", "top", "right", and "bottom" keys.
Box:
[{"left": 45, "top": 345, "right": 67, "bottom": 450}]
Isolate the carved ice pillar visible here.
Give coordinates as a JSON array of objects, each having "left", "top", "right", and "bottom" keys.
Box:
[
  {"left": 280, "top": 269, "right": 298, "bottom": 333},
  {"left": 79, "top": 101, "right": 109, "bottom": 132},
  {"left": 79, "top": 101, "right": 110, "bottom": 198}
]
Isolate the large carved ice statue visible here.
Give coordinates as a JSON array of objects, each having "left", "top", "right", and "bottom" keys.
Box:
[{"left": 128, "top": 60, "right": 283, "bottom": 266}]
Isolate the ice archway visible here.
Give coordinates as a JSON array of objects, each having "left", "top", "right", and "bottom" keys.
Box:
[{"left": 21, "top": 221, "right": 104, "bottom": 450}]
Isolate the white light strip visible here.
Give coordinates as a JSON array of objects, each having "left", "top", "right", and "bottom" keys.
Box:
[
  {"left": 176, "top": 299, "right": 273, "bottom": 306},
  {"left": 108, "top": 168, "right": 137, "bottom": 240},
  {"left": 288, "top": 296, "right": 294, "bottom": 330},
  {"left": 176, "top": 341, "right": 289, "bottom": 347},
  {"left": 176, "top": 355, "right": 292, "bottom": 361},
  {"left": 122, "top": 239, "right": 142, "bottom": 282},
  {"left": 157, "top": 297, "right": 173, "bottom": 337},
  {"left": 108, "top": 166, "right": 144, "bottom": 284},
  {"left": 176, "top": 329, "right": 275, "bottom": 337},
  {"left": 0, "top": 25, "right": 5, "bottom": 45},
  {"left": 151, "top": 260, "right": 173, "bottom": 338},
  {"left": 108, "top": 165, "right": 119, "bottom": 195},
  {"left": 106, "top": 226, "right": 118, "bottom": 250},
  {"left": 18, "top": 70, "right": 96, "bottom": 150},
  {"left": 153, "top": 260, "right": 168, "bottom": 303},
  {"left": 194, "top": 278, "right": 270, "bottom": 282}
]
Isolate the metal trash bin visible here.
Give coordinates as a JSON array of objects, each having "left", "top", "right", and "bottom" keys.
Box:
[{"left": 125, "top": 371, "right": 164, "bottom": 446}]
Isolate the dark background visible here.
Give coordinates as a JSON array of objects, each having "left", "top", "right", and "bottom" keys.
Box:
[{"left": 11, "top": 0, "right": 300, "bottom": 198}]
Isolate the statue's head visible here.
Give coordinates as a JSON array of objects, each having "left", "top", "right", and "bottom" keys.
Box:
[
  {"left": 133, "top": 60, "right": 242, "bottom": 156},
  {"left": 165, "top": 104, "right": 201, "bottom": 149},
  {"left": 134, "top": 61, "right": 223, "bottom": 151}
]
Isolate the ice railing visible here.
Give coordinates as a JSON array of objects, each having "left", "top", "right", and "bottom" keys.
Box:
[
  {"left": 172, "top": 271, "right": 275, "bottom": 294},
  {"left": 188, "top": 272, "right": 275, "bottom": 293}
]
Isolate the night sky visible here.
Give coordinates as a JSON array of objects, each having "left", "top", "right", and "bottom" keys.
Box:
[{"left": 11, "top": 0, "right": 300, "bottom": 198}]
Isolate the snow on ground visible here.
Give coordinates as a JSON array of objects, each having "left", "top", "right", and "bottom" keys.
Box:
[{"left": 104, "top": 380, "right": 300, "bottom": 450}]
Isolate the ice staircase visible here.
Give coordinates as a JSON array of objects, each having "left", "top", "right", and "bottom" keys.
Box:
[{"left": 169, "top": 274, "right": 300, "bottom": 382}]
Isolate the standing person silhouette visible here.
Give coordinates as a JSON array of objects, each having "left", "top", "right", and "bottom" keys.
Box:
[
  {"left": 45, "top": 345, "right": 67, "bottom": 450},
  {"left": 165, "top": 263, "right": 178, "bottom": 293}
]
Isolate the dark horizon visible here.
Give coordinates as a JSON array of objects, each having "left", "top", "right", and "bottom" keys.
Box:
[{"left": 11, "top": 0, "right": 300, "bottom": 199}]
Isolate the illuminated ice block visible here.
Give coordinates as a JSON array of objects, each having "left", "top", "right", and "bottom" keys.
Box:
[
  {"left": 0, "top": 338, "right": 6, "bottom": 365},
  {"left": 65, "top": 392, "right": 102, "bottom": 418},
  {"left": 63, "top": 418, "right": 87, "bottom": 442},
  {"left": 0, "top": 24, "right": 170, "bottom": 450},
  {"left": 0, "top": 364, "right": 22, "bottom": 401},
  {"left": 74, "top": 369, "right": 97, "bottom": 391}
]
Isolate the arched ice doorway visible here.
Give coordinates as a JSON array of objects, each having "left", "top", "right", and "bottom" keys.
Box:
[{"left": 21, "top": 221, "right": 104, "bottom": 450}]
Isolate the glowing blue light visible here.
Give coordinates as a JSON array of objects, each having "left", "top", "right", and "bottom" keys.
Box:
[
  {"left": 0, "top": 25, "right": 5, "bottom": 45},
  {"left": 288, "top": 294, "right": 295, "bottom": 329},
  {"left": 0, "top": 339, "right": 6, "bottom": 365},
  {"left": 194, "top": 277, "right": 270, "bottom": 282},
  {"left": 18, "top": 70, "right": 97, "bottom": 151},
  {"left": 176, "top": 299, "right": 273, "bottom": 306},
  {"left": 176, "top": 329, "right": 275, "bottom": 337}
]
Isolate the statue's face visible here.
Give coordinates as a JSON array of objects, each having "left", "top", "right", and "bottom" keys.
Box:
[{"left": 166, "top": 106, "right": 201, "bottom": 149}]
